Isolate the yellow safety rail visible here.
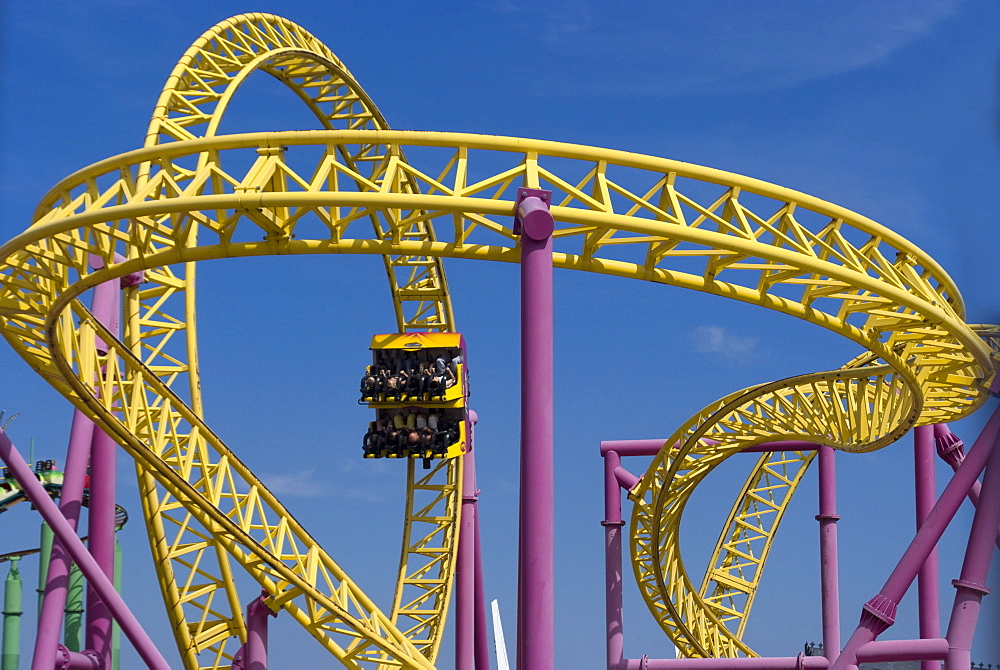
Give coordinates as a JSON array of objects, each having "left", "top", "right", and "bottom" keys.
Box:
[{"left": 0, "top": 16, "right": 995, "bottom": 667}]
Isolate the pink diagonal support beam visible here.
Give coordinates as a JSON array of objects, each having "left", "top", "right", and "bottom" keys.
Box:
[
  {"left": 0, "top": 429, "right": 169, "bottom": 670},
  {"left": 33, "top": 408, "right": 95, "bottom": 670},
  {"left": 943, "top": 418, "right": 1000, "bottom": 670},
  {"left": 830, "top": 402, "right": 1000, "bottom": 670},
  {"left": 515, "top": 188, "right": 555, "bottom": 670},
  {"left": 934, "top": 424, "right": 1000, "bottom": 550}
]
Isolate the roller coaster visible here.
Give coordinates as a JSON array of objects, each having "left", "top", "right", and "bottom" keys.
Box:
[{"left": 0, "top": 13, "right": 997, "bottom": 670}]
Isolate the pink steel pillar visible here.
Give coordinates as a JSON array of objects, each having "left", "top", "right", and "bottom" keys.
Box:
[
  {"left": 457, "top": 411, "right": 479, "bottom": 670},
  {"left": 942, "top": 419, "right": 1000, "bottom": 670},
  {"left": 816, "top": 446, "right": 841, "bottom": 662},
  {"left": 514, "top": 188, "right": 555, "bottom": 670},
  {"left": 33, "top": 410, "right": 95, "bottom": 670},
  {"left": 34, "top": 273, "right": 119, "bottom": 670},
  {"left": 473, "top": 497, "right": 490, "bottom": 670},
  {"left": 245, "top": 594, "right": 276, "bottom": 670},
  {"left": 913, "top": 426, "right": 940, "bottom": 670},
  {"left": 602, "top": 449, "right": 626, "bottom": 670},
  {"left": 85, "top": 265, "right": 123, "bottom": 670},
  {"left": 831, "top": 402, "right": 1000, "bottom": 670}
]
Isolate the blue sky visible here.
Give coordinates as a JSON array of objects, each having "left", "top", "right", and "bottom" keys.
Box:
[{"left": 1, "top": 1, "right": 998, "bottom": 668}]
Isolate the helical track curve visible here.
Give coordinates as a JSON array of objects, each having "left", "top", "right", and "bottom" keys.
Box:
[{"left": 0, "top": 13, "right": 996, "bottom": 669}]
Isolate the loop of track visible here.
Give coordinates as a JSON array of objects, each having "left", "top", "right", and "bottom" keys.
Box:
[
  {"left": 15, "top": 14, "right": 458, "bottom": 670},
  {"left": 1, "top": 20, "right": 995, "bottom": 666},
  {"left": 145, "top": 16, "right": 459, "bottom": 669}
]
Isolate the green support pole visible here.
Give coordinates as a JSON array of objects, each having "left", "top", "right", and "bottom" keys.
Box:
[
  {"left": 2, "top": 557, "right": 23, "bottom": 670},
  {"left": 112, "top": 539, "right": 122, "bottom": 670},
  {"left": 64, "top": 563, "right": 83, "bottom": 652},
  {"left": 36, "top": 521, "right": 53, "bottom": 620}
]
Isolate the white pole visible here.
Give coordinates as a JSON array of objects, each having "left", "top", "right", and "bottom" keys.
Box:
[{"left": 491, "top": 599, "right": 510, "bottom": 670}]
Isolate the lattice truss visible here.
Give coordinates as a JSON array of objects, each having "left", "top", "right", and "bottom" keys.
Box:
[
  {"left": 699, "top": 449, "right": 816, "bottom": 637},
  {"left": 1, "top": 11, "right": 997, "bottom": 670},
  {"left": 6, "top": 14, "right": 457, "bottom": 670}
]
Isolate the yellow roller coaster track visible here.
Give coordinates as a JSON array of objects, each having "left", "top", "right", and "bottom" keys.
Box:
[
  {"left": 1, "top": 13, "right": 997, "bottom": 668},
  {"left": 138, "top": 15, "right": 456, "bottom": 669}
]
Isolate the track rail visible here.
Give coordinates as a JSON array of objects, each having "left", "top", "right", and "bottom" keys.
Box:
[{"left": 1, "top": 27, "right": 995, "bottom": 666}]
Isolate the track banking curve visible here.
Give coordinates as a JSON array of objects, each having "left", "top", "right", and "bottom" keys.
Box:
[{"left": 0, "top": 13, "right": 996, "bottom": 668}]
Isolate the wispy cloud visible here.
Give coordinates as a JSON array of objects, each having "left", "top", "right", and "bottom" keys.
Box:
[
  {"left": 497, "top": 0, "right": 969, "bottom": 98},
  {"left": 692, "top": 326, "right": 759, "bottom": 364},
  {"left": 261, "top": 468, "right": 330, "bottom": 498},
  {"left": 261, "top": 464, "right": 391, "bottom": 503}
]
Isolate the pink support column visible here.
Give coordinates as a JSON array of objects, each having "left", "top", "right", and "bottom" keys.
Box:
[
  {"left": 33, "top": 409, "right": 95, "bottom": 670},
  {"left": 473, "top": 496, "right": 490, "bottom": 670},
  {"left": 913, "top": 426, "right": 940, "bottom": 670},
  {"left": 85, "top": 266, "right": 122, "bottom": 670},
  {"left": 942, "top": 421, "right": 1000, "bottom": 670},
  {"left": 0, "top": 430, "right": 169, "bottom": 670},
  {"left": 245, "top": 594, "right": 276, "bottom": 670},
  {"left": 34, "top": 274, "right": 119, "bottom": 670},
  {"left": 816, "top": 446, "right": 841, "bottom": 661},
  {"left": 515, "top": 188, "right": 555, "bottom": 670},
  {"left": 603, "top": 450, "right": 626, "bottom": 670},
  {"left": 830, "top": 402, "right": 1000, "bottom": 670},
  {"left": 84, "top": 428, "right": 116, "bottom": 668},
  {"left": 463, "top": 410, "right": 491, "bottom": 670},
  {"left": 456, "top": 412, "right": 479, "bottom": 670}
]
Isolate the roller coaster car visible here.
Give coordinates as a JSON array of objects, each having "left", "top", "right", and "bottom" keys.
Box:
[
  {"left": 0, "top": 460, "right": 64, "bottom": 513},
  {"left": 362, "top": 408, "right": 467, "bottom": 463},
  {"left": 361, "top": 333, "right": 469, "bottom": 463},
  {"left": 359, "top": 333, "right": 468, "bottom": 407}
]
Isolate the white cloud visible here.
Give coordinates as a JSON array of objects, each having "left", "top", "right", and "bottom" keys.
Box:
[
  {"left": 260, "top": 468, "right": 330, "bottom": 498},
  {"left": 507, "top": 0, "right": 969, "bottom": 97},
  {"left": 261, "top": 465, "right": 390, "bottom": 503},
  {"left": 692, "top": 326, "right": 759, "bottom": 364}
]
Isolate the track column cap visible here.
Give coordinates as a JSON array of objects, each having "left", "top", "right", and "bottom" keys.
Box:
[{"left": 514, "top": 188, "right": 554, "bottom": 241}]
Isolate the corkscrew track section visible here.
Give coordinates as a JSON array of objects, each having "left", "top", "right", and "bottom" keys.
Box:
[{"left": 0, "top": 14, "right": 995, "bottom": 668}]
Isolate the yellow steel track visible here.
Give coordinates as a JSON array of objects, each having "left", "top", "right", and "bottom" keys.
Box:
[
  {"left": 137, "top": 15, "right": 458, "bottom": 669},
  {"left": 0, "top": 14, "right": 996, "bottom": 668}
]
